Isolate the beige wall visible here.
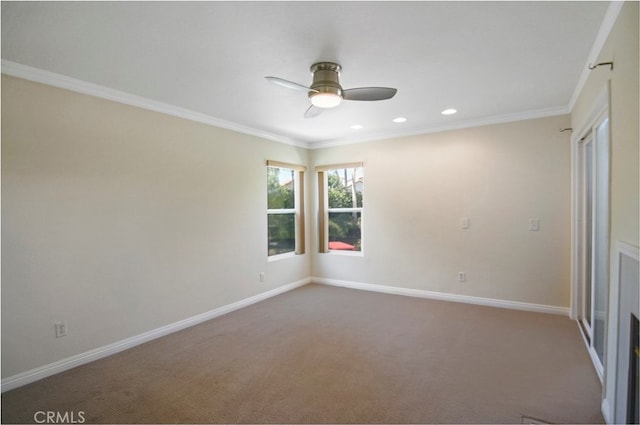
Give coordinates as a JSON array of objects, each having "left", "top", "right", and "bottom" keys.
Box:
[
  {"left": 310, "top": 116, "right": 572, "bottom": 307},
  {"left": 2, "top": 74, "right": 576, "bottom": 379},
  {"left": 570, "top": 5, "right": 639, "bottom": 418},
  {"left": 3, "top": 57, "right": 607, "bottom": 379},
  {"left": 571, "top": 1, "right": 639, "bottom": 250},
  {"left": 3, "top": 3, "right": 636, "bottom": 387},
  {"left": 1, "top": 75, "right": 310, "bottom": 377}
]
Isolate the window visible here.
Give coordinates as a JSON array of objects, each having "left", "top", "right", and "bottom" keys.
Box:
[
  {"left": 267, "top": 161, "right": 305, "bottom": 257},
  {"left": 317, "top": 163, "right": 363, "bottom": 253}
]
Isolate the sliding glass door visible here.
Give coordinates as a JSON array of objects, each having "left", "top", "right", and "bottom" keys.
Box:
[{"left": 576, "top": 112, "right": 610, "bottom": 378}]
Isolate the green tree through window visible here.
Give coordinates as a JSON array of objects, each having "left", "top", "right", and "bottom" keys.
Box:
[
  {"left": 267, "top": 162, "right": 308, "bottom": 257},
  {"left": 326, "top": 167, "right": 363, "bottom": 251},
  {"left": 267, "top": 166, "right": 296, "bottom": 256}
]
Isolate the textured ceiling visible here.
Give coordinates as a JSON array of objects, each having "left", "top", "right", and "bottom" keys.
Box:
[{"left": 1, "top": 1, "right": 610, "bottom": 147}]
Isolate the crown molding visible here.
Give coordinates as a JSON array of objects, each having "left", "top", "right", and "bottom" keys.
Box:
[
  {"left": 307, "top": 104, "right": 570, "bottom": 149},
  {"left": 2, "top": 60, "right": 572, "bottom": 151},
  {"left": 568, "top": 1, "right": 624, "bottom": 111},
  {"left": 1, "top": 60, "right": 307, "bottom": 149}
]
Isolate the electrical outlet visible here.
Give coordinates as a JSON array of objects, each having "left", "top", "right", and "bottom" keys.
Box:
[
  {"left": 55, "top": 321, "right": 67, "bottom": 338},
  {"left": 259, "top": 272, "right": 265, "bottom": 283},
  {"left": 458, "top": 272, "right": 466, "bottom": 282}
]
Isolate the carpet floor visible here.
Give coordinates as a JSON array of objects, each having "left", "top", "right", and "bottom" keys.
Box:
[{"left": 2, "top": 283, "right": 604, "bottom": 424}]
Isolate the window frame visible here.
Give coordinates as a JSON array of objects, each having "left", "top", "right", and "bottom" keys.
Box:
[
  {"left": 316, "top": 162, "right": 364, "bottom": 255},
  {"left": 266, "top": 160, "right": 306, "bottom": 259}
]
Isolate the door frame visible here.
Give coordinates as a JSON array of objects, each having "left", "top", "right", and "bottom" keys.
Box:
[{"left": 570, "top": 82, "right": 611, "bottom": 381}]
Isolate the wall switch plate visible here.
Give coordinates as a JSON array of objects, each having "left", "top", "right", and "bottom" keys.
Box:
[
  {"left": 458, "top": 272, "right": 466, "bottom": 282},
  {"left": 55, "top": 321, "right": 67, "bottom": 338},
  {"left": 461, "top": 217, "right": 470, "bottom": 229},
  {"left": 259, "top": 272, "right": 265, "bottom": 283},
  {"left": 529, "top": 218, "right": 540, "bottom": 231}
]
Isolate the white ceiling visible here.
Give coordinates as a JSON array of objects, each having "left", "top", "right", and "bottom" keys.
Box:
[{"left": 2, "top": 1, "right": 610, "bottom": 147}]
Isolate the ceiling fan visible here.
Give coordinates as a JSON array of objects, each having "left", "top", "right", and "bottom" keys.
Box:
[{"left": 265, "top": 62, "right": 397, "bottom": 118}]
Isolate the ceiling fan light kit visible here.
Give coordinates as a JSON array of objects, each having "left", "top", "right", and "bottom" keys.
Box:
[
  {"left": 310, "top": 92, "right": 342, "bottom": 108},
  {"left": 309, "top": 62, "right": 343, "bottom": 108},
  {"left": 266, "top": 61, "right": 397, "bottom": 118}
]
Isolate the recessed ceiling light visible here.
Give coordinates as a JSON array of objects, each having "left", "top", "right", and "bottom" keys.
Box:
[
  {"left": 392, "top": 117, "right": 407, "bottom": 123},
  {"left": 441, "top": 108, "right": 457, "bottom": 115},
  {"left": 350, "top": 124, "right": 363, "bottom": 130}
]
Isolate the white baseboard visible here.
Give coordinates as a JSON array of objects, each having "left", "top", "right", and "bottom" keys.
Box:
[
  {"left": 312, "top": 277, "right": 569, "bottom": 316},
  {"left": 1, "top": 278, "right": 310, "bottom": 392},
  {"left": 2, "top": 276, "right": 568, "bottom": 392}
]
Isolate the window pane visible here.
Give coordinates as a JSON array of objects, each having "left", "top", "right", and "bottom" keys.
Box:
[
  {"left": 268, "top": 167, "right": 295, "bottom": 209},
  {"left": 592, "top": 117, "right": 610, "bottom": 365},
  {"left": 268, "top": 213, "right": 295, "bottom": 255},
  {"left": 328, "top": 211, "right": 361, "bottom": 251},
  {"left": 327, "top": 168, "right": 363, "bottom": 209}
]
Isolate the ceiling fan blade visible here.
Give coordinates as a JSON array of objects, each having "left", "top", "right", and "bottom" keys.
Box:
[
  {"left": 342, "top": 87, "right": 397, "bottom": 101},
  {"left": 304, "top": 104, "right": 324, "bottom": 119},
  {"left": 265, "top": 76, "right": 312, "bottom": 92}
]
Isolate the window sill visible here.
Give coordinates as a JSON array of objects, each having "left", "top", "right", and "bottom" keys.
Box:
[
  {"left": 327, "top": 250, "right": 364, "bottom": 257},
  {"left": 267, "top": 252, "right": 299, "bottom": 262}
]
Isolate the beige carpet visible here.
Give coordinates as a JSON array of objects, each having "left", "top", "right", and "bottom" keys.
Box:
[{"left": 2, "top": 283, "right": 604, "bottom": 424}]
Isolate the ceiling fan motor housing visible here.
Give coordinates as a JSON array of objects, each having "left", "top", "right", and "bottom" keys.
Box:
[{"left": 309, "top": 62, "right": 342, "bottom": 99}]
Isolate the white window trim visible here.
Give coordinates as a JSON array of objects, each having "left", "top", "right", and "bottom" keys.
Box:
[
  {"left": 327, "top": 207, "right": 361, "bottom": 213},
  {"left": 316, "top": 162, "right": 364, "bottom": 255},
  {"left": 268, "top": 208, "right": 296, "bottom": 215},
  {"left": 267, "top": 251, "right": 297, "bottom": 262},
  {"left": 328, "top": 248, "right": 365, "bottom": 257},
  {"left": 267, "top": 160, "right": 306, "bottom": 258}
]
